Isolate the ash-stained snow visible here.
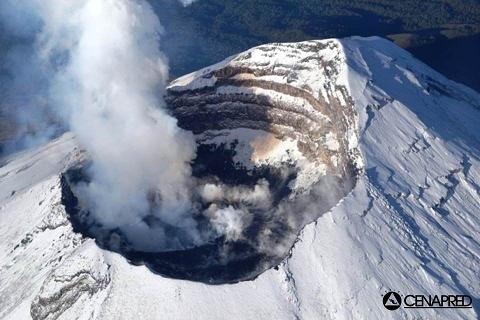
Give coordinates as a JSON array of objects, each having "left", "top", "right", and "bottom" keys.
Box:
[{"left": 0, "top": 37, "right": 479, "bottom": 319}]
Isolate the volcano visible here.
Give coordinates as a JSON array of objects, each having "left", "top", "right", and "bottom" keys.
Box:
[{"left": 0, "top": 37, "right": 479, "bottom": 319}]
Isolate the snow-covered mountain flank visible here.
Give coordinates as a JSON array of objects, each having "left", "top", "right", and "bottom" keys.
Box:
[{"left": 1, "top": 36, "right": 479, "bottom": 319}]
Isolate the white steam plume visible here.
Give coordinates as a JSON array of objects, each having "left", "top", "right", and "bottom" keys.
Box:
[{"left": 4, "top": 0, "right": 203, "bottom": 250}]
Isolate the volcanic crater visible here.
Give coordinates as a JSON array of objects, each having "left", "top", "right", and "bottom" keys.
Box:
[{"left": 61, "top": 41, "right": 362, "bottom": 284}]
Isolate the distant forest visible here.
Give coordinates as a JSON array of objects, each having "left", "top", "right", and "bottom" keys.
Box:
[{"left": 150, "top": 0, "right": 480, "bottom": 91}]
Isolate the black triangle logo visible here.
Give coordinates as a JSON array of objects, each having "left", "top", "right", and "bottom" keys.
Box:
[
  {"left": 383, "top": 292, "right": 402, "bottom": 310},
  {"left": 384, "top": 293, "right": 400, "bottom": 306}
]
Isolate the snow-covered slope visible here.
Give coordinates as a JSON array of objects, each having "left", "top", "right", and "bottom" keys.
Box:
[{"left": 1, "top": 37, "right": 479, "bottom": 319}]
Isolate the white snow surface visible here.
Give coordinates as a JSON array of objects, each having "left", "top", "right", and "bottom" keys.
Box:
[{"left": 0, "top": 37, "right": 479, "bottom": 319}]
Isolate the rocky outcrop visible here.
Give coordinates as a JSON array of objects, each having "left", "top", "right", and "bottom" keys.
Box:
[
  {"left": 166, "top": 40, "right": 362, "bottom": 180},
  {"left": 30, "top": 242, "right": 111, "bottom": 320}
]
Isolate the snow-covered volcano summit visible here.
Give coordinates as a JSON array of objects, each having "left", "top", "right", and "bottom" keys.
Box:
[{"left": 1, "top": 37, "right": 479, "bottom": 319}]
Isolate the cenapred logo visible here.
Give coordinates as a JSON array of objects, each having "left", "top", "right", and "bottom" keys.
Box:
[{"left": 382, "top": 290, "right": 472, "bottom": 311}]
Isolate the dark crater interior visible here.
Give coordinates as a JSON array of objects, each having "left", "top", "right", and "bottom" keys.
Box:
[
  {"left": 61, "top": 139, "right": 355, "bottom": 284},
  {"left": 63, "top": 142, "right": 289, "bottom": 283}
]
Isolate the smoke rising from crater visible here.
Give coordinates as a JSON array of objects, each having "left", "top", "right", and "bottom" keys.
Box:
[{"left": 1, "top": 0, "right": 204, "bottom": 250}]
